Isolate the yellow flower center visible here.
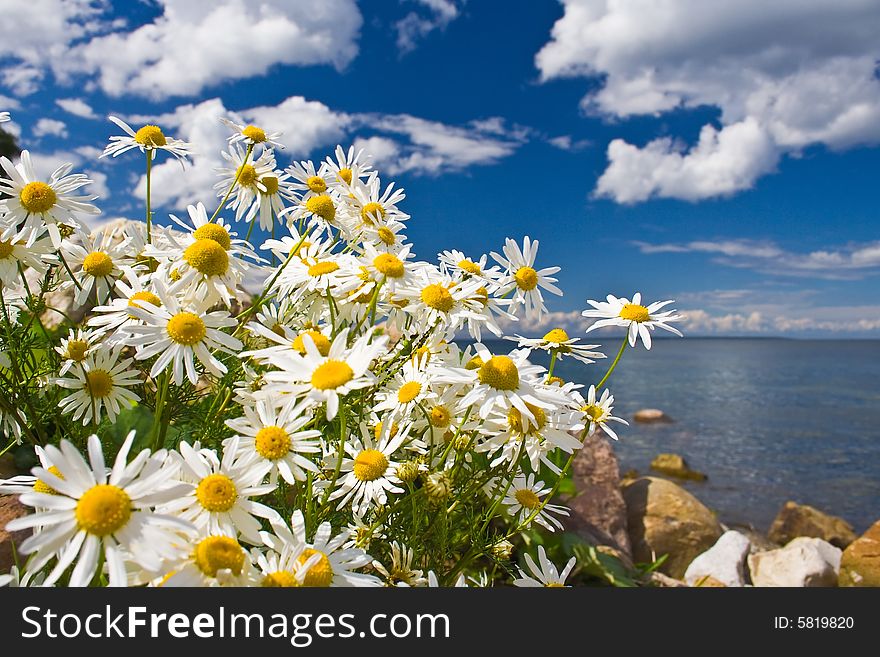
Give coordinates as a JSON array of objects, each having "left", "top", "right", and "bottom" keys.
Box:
[
  {"left": 183, "top": 239, "right": 229, "bottom": 276},
  {"left": 619, "top": 304, "right": 650, "bottom": 323},
  {"left": 0, "top": 240, "right": 14, "bottom": 259},
  {"left": 64, "top": 339, "right": 89, "bottom": 362},
  {"left": 194, "top": 536, "right": 244, "bottom": 577},
  {"left": 292, "top": 329, "right": 331, "bottom": 356},
  {"left": 581, "top": 404, "right": 605, "bottom": 422},
  {"left": 75, "top": 484, "right": 131, "bottom": 537},
  {"left": 82, "top": 251, "right": 114, "bottom": 278},
  {"left": 508, "top": 402, "right": 547, "bottom": 435},
  {"left": 377, "top": 226, "right": 396, "bottom": 245},
  {"left": 465, "top": 355, "right": 484, "bottom": 370},
  {"left": 311, "top": 360, "right": 354, "bottom": 390},
  {"left": 305, "top": 195, "right": 336, "bottom": 222},
  {"left": 361, "top": 202, "right": 385, "bottom": 225},
  {"left": 238, "top": 164, "right": 257, "bottom": 188},
  {"left": 543, "top": 328, "right": 569, "bottom": 343},
  {"left": 514, "top": 488, "right": 541, "bottom": 510},
  {"left": 473, "top": 286, "right": 489, "bottom": 306},
  {"left": 429, "top": 405, "right": 451, "bottom": 428},
  {"left": 353, "top": 449, "right": 389, "bottom": 482},
  {"left": 241, "top": 125, "right": 267, "bottom": 143},
  {"left": 261, "top": 571, "right": 299, "bottom": 587},
  {"left": 297, "top": 548, "right": 333, "bottom": 587},
  {"left": 193, "top": 223, "right": 231, "bottom": 250},
  {"left": 134, "top": 125, "right": 167, "bottom": 147},
  {"left": 254, "top": 425, "right": 291, "bottom": 461},
  {"left": 261, "top": 176, "right": 279, "bottom": 195},
  {"left": 19, "top": 182, "right": 57, "bottom": 214},
  {"left": 169, "top": 268, "right": 181, "bottom": 281},
  {"left": 337, "top": 168, "right": 353, "bottom": 185},
  {"left": 514, "top": 266, "right": 538, "bottom": 291},
  {"left": 306, "top": 176, "right": 327, "bottom": 193},
  {"left": 421, "top": 284, "right": 454, "bottom": 312},
  {"left": 127, "top": 290, "right": 162, "bottom": 318},
  {"left": 478, "top": 355, "right": 519, "bottom": 391},
  {"left": 547, "top": 375, "right": 565, "bottom": 386},
  {"left": 458, "top": 259, "right": 481, "bottom": 275},
  {"left": 373, "top": 421, "right": 399, "bottom": 440},
  {"left": 166, "top": 312, "right": 206, "bottom": 346},
  {"left": 33, "top": 465, "right": 64, "bottom": 495},
  {"left": 195, "top": 474, "right": 238, "bottom": 512},
  {"left": 373, "top": 253, "right": 404, "bottom": 278},
  {"left": 85, "top": 369, "right": 113, "bottom": 398},
  {"left": 307, "top": 260, "right": 340, "bottom": 277},
  {"left": 397, "top": 381, "right": 422, "bottom": 404}
]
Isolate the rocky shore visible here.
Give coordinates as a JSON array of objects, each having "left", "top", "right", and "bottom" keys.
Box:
[{"left": 563, "top": 411, "right": 878, "bottom": 587}]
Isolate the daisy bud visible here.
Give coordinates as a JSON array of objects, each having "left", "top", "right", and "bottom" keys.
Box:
[
  {"left": 396, "top": 460, "right": 420, "bottom": 484},
  {"left": 492, "top": 539, "right": 514, "bottom": 561},
  {"left": 424, "top": 471, "right": 452, "bottom": 502}
]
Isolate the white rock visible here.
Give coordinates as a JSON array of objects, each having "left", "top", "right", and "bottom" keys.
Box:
[
  {"left": 684, "top": 530, "right": 751, "bottom": 587},
  {"left": 748, "top": 537, "right": 842, "bottom": 587}
]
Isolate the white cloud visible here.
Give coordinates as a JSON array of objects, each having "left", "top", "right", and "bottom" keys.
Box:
[
  {"left": 396, "top": 0, "right": 461, "bottom": 54},
  {"left": 85, "top": 169, "right": 109, "bottom": 199},
  {"left": 548, "top": 135, "right": 591, "bottom": 151},
  {"left": 537, "top": 0, "right": 880, "bottom": 202},
  {"left": 0, "top": 94, "right": 21, "bottom": 111},
  {"left": 56, "top": 0, "right": 362, "bottom": 99},
  {"left": 32, "top": 118, "right": 68, "bottom": 138},
  {"left": 123, "top": 96, "right": 527, "bottom": 209},
  {"left": 633, "top": 238, "right": 880, "bottom": 280},
  {"left": 56, "top": 97, "right": 98, "bottom": 119}
]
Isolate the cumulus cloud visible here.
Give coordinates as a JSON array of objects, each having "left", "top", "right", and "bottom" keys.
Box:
[
  {"left": 56, "top": 97, "right": 99, "bottom": 119},
  {"left": 1, "top": 0, "right": 362, "bottom": 100},
  {"left": 32, "top": 118, "right": 68, "bottom": 138},
  {"left": 396, "top": 0, "right": 462, "bottom": 54},
  {"left": 547, "top": 135, "right": 591, "bottom": 152},
  {"left": 633, "top": 238, "right": 880, "bottom": 280},
  {"left": 536, "top": 0, "right": 880, "bottom": 202}
]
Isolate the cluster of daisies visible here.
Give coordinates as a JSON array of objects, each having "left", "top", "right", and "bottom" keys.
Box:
[{"left": 0, "top": 110, "right": 682, "bottom": 587}]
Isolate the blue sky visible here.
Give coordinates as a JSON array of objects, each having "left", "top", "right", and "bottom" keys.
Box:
[{"left": 2, "top": 0, "right": 879, "bottom": 336}]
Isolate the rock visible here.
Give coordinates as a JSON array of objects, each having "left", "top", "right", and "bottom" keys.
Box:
[
  {"left": 564, "top": 431, "right": 632, "bottom": 558},
  {"left": 650, "top": 453, "right": 707, "bottom": 481},
  {"left": 727, "top": 524, "right": 780, "bottom": 554},
  {"left": 622, "top": 476, "right": 723, "bottom": 579},
  {"left": 633, "top": 408, "right": 670, "bottom": 423},
  {"left": 0, "top": 495, "right": 31, "bottom": 573},
  {"left": 684, "top": 530, "right": 751, "bottom": 587},
  {"left": 748, "top": 537, "right": 841, "bottom": 587},
  {"left": 691, "top": 575, "right": 727, "bottom": 587},
  {"left": 838, "top": 521, "right": 880, "bottom": 587},
  {"left": 768, "top": 501, "right": 857, "bottom": 549}
]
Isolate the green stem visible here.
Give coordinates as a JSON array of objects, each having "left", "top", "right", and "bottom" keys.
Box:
[
  {"left": 151, "top": 372, "right": 170, "bottom": 451},
  {"left": 319, "top": 406, "right": 347, "bottom": 510},
  {"left": 595, "top": 336, "right": 628, "bottom": 390},
  {"left": 145, "top": 149, "right": 153, "bottom": 244},
  {"left": 546, "top": 350, "right": 558, "bottom": 382},
  {"left": 479, "top": 437, "right": 527, "bottom": 534}
]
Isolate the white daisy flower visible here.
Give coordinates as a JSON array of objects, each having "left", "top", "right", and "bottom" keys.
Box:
[
  {"left": 126, "top": 280, "right": 242, "bottom": 385},
  {"left": 373, "top": 542, "right": 427, "bottom": 587},
  {"left": 219, "top": 118, "right": 284, "bottom": 150},
  {"left": 285, "top": 159, "right": 332, "bottom": 200},
  {"left": 162, "top": 440, "right": 279, "bottom": 544},
  {"left": 582, "top": 292, "right": 683, "bottom": 349},
  {"left": 261, "top": 329, "right": 387, "bottom": 420},
  {"left": 0, "top": 222, "right": 54, "bottom": 288},
  {"left": 252, "top": 540, "right": 323, "bottom": 587},
  {"left": 373, "top": 359, "right": 435, "bottom": 419},
  {"left": 507, "top": 327, "right": 605, "bottom": 365},
  {"left": 513, "top": 546, "right": 577, "bottom": 587},
  {"left": 497, "top": 472, "right": 569, "bottom": 532},
  {"left": 101, "top": 116, "right": 192, "bottom": 163},
  {"left": 6, "top": 432, "right": 194, "bottom": 587},
  {"left": 215, "top": 144, "right": 279, "bottom": 226},
  {"left": 224, "top": 397, "right": 321, "bottom": 485},
  {"left": 261, "top": 510, "right": 381, "bottom": 587},
  {"left": 491, "top": 236, "right": 561, "bottom": 321},
  {"left": 343, "top": 511, "right": 385, "bottom": 551},
  {"left": 324, "top": 144, "right": 372, "bottom": 190},
  {"left": 54, "top": 346, "right": 142, "bottom": 425},
  {"left": 60, "top": 227, "right": 135, "bottom": 307},
  {"left": 438, "top": 249, "right": 503, "bottom": 288},
  {"left": 88, "top": 268, "right": 162, "bottom": 342},
  {"left": 427, "top": 571, "right": 469, "bottom": 587},
  {"left": 54, "top": 327, "right": 102, "bottom": 375},
  {"left": 350, "top": 173, "right": 409, "bottom": 229},
  {"left": 327, "top": 421, "right": 406, "bottom": 514},
  {"left": 0, "top": 151, "right": 98, "bottom": 247},
  {"left": 575, "top": 385, "right": 628, "bottom": 440},
  {"left": 158, "top": 533, "right": 256, "bottom": 587}
]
